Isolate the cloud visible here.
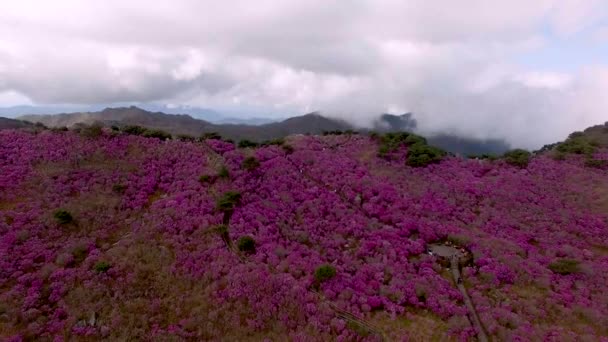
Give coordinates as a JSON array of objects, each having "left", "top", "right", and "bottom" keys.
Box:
[{"left": 1, "top": 0, "right": 607, "bottom": 148}]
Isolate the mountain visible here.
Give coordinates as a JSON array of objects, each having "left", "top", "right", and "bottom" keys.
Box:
[
  {"left": 1, "top": 123, "right": 607, "bottom": 340},
  {"left": 373, "top": 113, "right": 417, "bottom": 132},
  {"left": 0, "top": 117, "right": 34, "bottom": 130},
  {"left": 18, "top": 106, "right": 510, "bottom": 154}
]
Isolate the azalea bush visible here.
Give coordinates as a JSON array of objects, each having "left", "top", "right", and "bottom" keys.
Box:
[{"left": 0, "top": 129, "right": 607, "bottom": 340}]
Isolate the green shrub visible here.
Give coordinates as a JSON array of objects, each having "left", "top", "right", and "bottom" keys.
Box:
[
  {"left": 404, "top": 134, "right": 427, "bottom": 146},
  {"left": 199, "top": 175, "right": 213, "bottom": 183},
  {"left": 503, "top": 149, "right": 531, "bottom": 168},
  {"left": 112, "top": 184, "right": 127, "bottom": 194},
  {"left": 93, "top": 261, "right": 111, "bottom": 273},
  {"left": 584, "top": 158, "right": 608, "bottom": 169},
  {"left": 377, "top": 132, "right": 419, "bottom": 157},
  {"left": 216, "top": 191, "right": 242, "bottom": 212},
  {"left": 201, "top": 132, "right": 222, "bottom": 140},
  {"left": 556, "top": 137, "right": 596, "bottom": 155},
  {"left": 282, "top": 144, "right": 294, "bottom": 154},
  {"left": 548, "top": 258, "right": 580, "bottom": 275},
  {"left": 406, "top": 144, "right": 446, "bottom": 167},
  {"left": 54, "top": 210, "right": 73, "bottom": 225},
  {"left": 51, "top": 126, "right": 69, "bottom": 132},
  {"left": 238, "top": 139, "right": 259, "bottom": 148},
  {"left": 218, "top": 165, "right": 230, "bottom": 179},
  {"left": 80, "top": 124, "right": 103, "bottom": 138},
  {"left": 261, "top": 138, "right": 285, "bottom": 146},
  {"left": 142, "top": 129, "right": 172, "bottom": 140},
  {"left": 110, "top": 125, "right": 120, "bottom": 131},
  {"left": 314, "top": 264, "right": 337, "bottom": 283},
  {"left": 237, "top": 236, "right": 256, "bottom": 254},
  {"left": 177, "top": 134, "right": 196, "bottom": 142},
  {"left": 122, "top": 125, "right": 147, "bottom": 136},
  {"left": 242, "top": 156, "right": 260, "bottom": 171}
]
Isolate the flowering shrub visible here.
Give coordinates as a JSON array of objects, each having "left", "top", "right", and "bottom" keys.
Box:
[{"left": 0, "top": 130, "right": 607, "bottom": 340}]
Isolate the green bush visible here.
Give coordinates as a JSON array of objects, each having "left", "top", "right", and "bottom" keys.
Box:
[
  {"left": 93, "top": 261, "right": 111, "bottom": 273},
  {"left": 238, "top": 139, "right": 259, "bottom": 148},
  {"left": 177, "top": 134, "right": 196, "bottom": 142},
  {"left": 218, "top": 165, "right": 230, "bottom": 179},
  {"left": 584, "top": 158, "right": 608, "bottom": 169},
  {"left": 503, "top": 149, "right": 531, "bottom": 168},
  {"left": 199, "top": 175, "right": 213, "bottom": 183},
  {"left": 80, "top": 124, "right": 103, "bottom": 138},
  {"left": 377, "top": 132, "right": 420, "bottom": 157},
  {"left": 548, "top": 258, "right": 580, "bottom": 275},
  {"left": 201, "top": 132, "right": 222, "bottom": 140},
  {"left": 261, "top": 138, "right": 285, "bottom": 146},
  {"left": 122, "top": 125, "right": 147, "bottom": 136},
  {"left": 282, "top": 144, "right": 294, "bottom": 154},
  {"left": 216, "top": 191, "right": 242, "bottom": 212},
  {"left": 404, "top": 134, "right": 427, "bottom": 146},
  {"left": 556, "top": 137, "right": 596, "bottom": 155},
  {"left": 142, "top": 129, "right": 172, "bottom": 141},
  {"left": 237, "top": 236, "right": 256, "bottom": 254},
  {"left": 112, "top": 184, "right": 127, "bottom": 194},
  {"left": 54, "top": 210, "right": 73, "bottom": 225},
  {"left": 406, "top": 144, "right": 446, "bottom": 167},
  {"left": 314, "top": 264, "right": 337, "bottom": 283},
  {"left": 242, "top": 156, "right": 260, "bottom": 171}
]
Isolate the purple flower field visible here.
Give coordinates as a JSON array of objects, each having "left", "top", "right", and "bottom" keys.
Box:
[{"left": 1, "top": 129, "right": 607, "bottom": 341}]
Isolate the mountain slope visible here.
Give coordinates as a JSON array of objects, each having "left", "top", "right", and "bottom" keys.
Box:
[
  {"left": 0, "top": 127, "right": 606, "bottom": 340},
  {"left": 0, "top": 117, "right": 34, "bottom": 130}
]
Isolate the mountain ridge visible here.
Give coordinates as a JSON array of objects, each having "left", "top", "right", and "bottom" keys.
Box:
[{"left": 16, "top": 106, "right": 511, "bottom": 155}]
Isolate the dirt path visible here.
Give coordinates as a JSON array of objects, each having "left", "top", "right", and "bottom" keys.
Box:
[
  {"left": 449, "top": 255, "right": 488, "bottom": 342},
  {"left": 428, "top": 244, "right": 488, "bottom": 342}
]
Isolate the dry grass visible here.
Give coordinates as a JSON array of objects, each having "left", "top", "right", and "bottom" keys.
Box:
[{"left": 370, "top": 310, "right": 454, "bottom": 341}]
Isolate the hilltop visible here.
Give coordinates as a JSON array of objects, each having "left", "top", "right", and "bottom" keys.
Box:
[{"left": 0, "top": 123, "right": 607, "bottom": 340}]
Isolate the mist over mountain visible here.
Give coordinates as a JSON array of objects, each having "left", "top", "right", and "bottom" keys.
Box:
[{"left": 16, "top": 106, "right": 510, "bottom": 155}]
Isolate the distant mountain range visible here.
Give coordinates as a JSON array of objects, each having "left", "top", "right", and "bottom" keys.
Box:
[
  {"left": 13, "top": 106, "right": 510, "bottom": 155},
  {"left": 0, "top": 104, "right": 277, "bottom": 125}
]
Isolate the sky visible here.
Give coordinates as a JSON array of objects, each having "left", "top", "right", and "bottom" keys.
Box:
[{"left": 1, "top": 1, "right": 607, "bottom": 148}]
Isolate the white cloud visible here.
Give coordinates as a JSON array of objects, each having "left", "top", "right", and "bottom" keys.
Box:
[{"left": 0, "top": 1, "right": 607, "bottom": 147}]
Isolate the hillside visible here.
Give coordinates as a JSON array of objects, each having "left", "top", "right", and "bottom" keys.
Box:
[
  {"left": 19, "top": 107, "right": 510, "bottom": 155},
  {"left": 0, "top": 117, "right": 34, "bottom": 130},
  {"left": 0, "top": 126, "right": 607, "bottom": 340}
]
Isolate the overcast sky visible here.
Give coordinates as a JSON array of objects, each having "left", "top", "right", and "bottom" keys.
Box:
[{"left": 1, "top": 1, "right": 607, "bottom": 147}]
